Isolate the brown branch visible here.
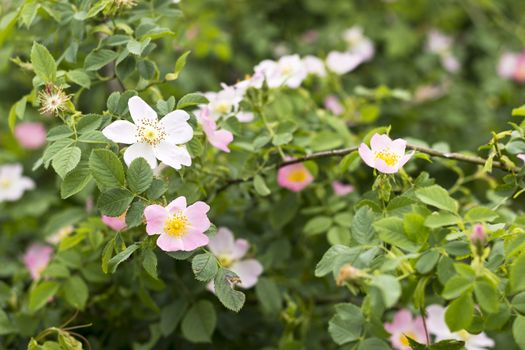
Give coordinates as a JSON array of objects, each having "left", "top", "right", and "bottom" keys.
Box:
[
  {"left": 212, "top": 143, "right": 515, "bottom": 197},
  {"left": 279, "top": 144, "right": 514, "bottom": 172}
]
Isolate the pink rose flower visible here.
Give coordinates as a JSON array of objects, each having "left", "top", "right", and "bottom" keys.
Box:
[
  {"left": 14, "top": 122, "right": 46, "bottom": 149},
  {"left": 23, "top": 243, "right": 53, "bottom": 280},
  {"left": 384, "top": 309, "right": 426, "bottom": 350},
  {"left": 498, "top": 52, "right": 525, "bottom": 83},
  {"left": 102, "top": 211, "right": 128, "bottom": 231},
  {"left": 426, "top": 305, "right": 494, "bottom": 350},
  {"left": 332, "top": 181, "right": 354, "bottom": 196},
  {"left": 358, "top": 133, "right": 414, "bottom": 174},
  {"left": 324, "top": 95, "right": 344, "bottom": 116},
  {"left": 144, "top": 196, "right": 211, "bottom": 252},
  {"left": 277, "top": 160, "right": 314, "bottom": 192},
  {"left": 199, "top": 107, "right": 234, "bottom": 153},
  {"left": 207, "top": 227, "right": 263, "bottom": 291}
]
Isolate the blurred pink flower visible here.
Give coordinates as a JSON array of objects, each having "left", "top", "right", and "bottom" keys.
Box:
[
  {"left": 303, "top": 55, "right": 326, "bottom": 77},
  {"left": 144, "top": 196, "right": 211, "bottom": 252},
  {"left": 14, "top": 122, "right": 46, "bottom": 149},
  {"left": 199, "top": 107, "right": 234, "bottom": 153},
  {"left": 498, "top": 52, "right": 525, "bottom": 83},
  {"left": 102, "top": 211, "right": 128, "bottom": 231},
  {"left": 332, "top": 181, "right": 354, "bottom": 196},
  {"left": 23, "top": 243, "right": 53, "bottom": 280},
  {"left": 207, "top": 227, "right": 263, "bottom": 291},
  {"left": 426, "top": 30, "right": 460, "bottom": 73},
  {"left": 342, "top": 26, "right": 375, "bottom": 62},
  {"left": 324, "top": 95, "right": 344, "bottom": 115},
  {"left": 277, "top": 160, "right": 314, "bottom": 192},
  {"left": 384, "top": 309, "right": 426, "bottom": 350},
  {"left": 517, "top": 154, "right": 525, "bottom": 164},
  {"left": 426, "top": 305, "right": 495, "bottom": 350},
  {"left": 46, "top": 225, "right": 74, "bottom": 245},
  {"left": 326, "top": 51, "right": 363, "bottom": 75},
  {"left": 358, "top": 134, "right": 414, "bottom": 174},
  {"left": 300, "top": 30, "right": 319, "bottom": 44}
]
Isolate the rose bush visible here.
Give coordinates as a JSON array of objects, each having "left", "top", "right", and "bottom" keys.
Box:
[{"left": 2, "top": 0, "right": 525, "bottom": 349}]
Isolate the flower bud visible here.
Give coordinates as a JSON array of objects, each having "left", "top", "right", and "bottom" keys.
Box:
[
  {"left": 470, "top": 224, "right": 487, "bottom": 247},
  {"left": 336, "top": 264, "right": 362, "bottom": 286}
]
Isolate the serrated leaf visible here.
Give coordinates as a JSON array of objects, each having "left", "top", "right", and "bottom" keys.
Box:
[
  {"left": 97, "top": 188, "right": 133, "bottom": 216},
  {"left": 52, "top": 146, "right": 81, "bottom": 178},
  {"left": 177, "top": 93, "right": 208, "bottom": 109},
  {"left": 89, "top": 149, "right": 125, "bottom": 189},
  {"left": 191, "top": 253, "right": 218, "bottom": 282},
  {"left": 85, "top": 49, "right": 119, "bottom": 71},
  {"left": 29, "top": 281, "right": 60, "bottom": 313},
  {"left": 181, "top": 300, "right": 216, "bottom": 343},
  {"left": 61, "top": 162, "right": 92, "bottom": 199},
  {"left": 107, "top": 243, "right": 140, "bottom": 273},
  {"left": 31, "top": 41, "right": 57, "bottom": 82},
  {"left": 127, "top": 158, "right": 153, "bottom": 194},
  {"left": 416, "top": 185, "right": 458, "bottom": 213},
  {"left": 214, "top": 269, "right": 246, "bottom": 312}
]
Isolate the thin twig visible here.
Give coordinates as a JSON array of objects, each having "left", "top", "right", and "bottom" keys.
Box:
[
  {"left": 213, "top": 143, "right": 515, "bottom": 196},
  {"left": 420, "top": 307, "right": 431, "bottom": 346},
  {"left": 279, "top": 143, "right": 514, "bottom": 171}
]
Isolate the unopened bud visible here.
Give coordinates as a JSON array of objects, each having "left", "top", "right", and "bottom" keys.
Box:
[
  {"left": 336, "top": 264, "right": 362, "bottom": 286},
  {"left": 470, "top": 224, "right": 487, "bottom": 247}
]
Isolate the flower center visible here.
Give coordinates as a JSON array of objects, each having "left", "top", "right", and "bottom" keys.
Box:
[
  {"left": 281, "top": 64, "right": 293, "bottom": 76},
  {"left": 164, "top": 212, "right": 188, "bottom": 237},
  {"left": 375, "top": 150, "right": 399, "bottom": 166},
  {"left": 287, "top": 169, "right": 308, "bottom": 183},
  {"left": 215, "top": 101, "right": 231, "bottom": 115},
  {"left": 137, "top": 119, "right": 166, "bottom": 146},
  {"left": 0, "top": 178, "right": 11, "bottom": 189},
  {"left": 457, "top": 330, "right": 471, "bottom": 341},
  {"left": 399, "top": 331, "right": 417, "bottom": 346},
  {"left": 218, "top": 255, "right": 233, "bottom": 267}
]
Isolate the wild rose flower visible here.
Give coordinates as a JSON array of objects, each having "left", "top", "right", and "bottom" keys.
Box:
[
  {"left": 358, "top": 133, "right": 414, "bottom": 174},
  {"left": 14, "top": 122, "right": 46, "bottom": 149},
  {"left": 255, "top": 55, "right": 307, "bottom": 88},
  {"left": 102, "top": 212, "right": 128, "bottom": 231},
  {"left": 332, "top": 181, "right": 354, "bottom": 196},
  {"left": 38, "top": 85, "right": 71, "bottom": 117},
  {"left": 277, "top": 160, "right": 314, "bottom": 192},
  {"left": 342, "top": 26, "right": 375, "bottom": 62},
  {"left": 426, "top": 305, "right": 495, "bottom": 350},
  {"left": 498, "top": 52, "right": 525, "bottom": 83},
  {"left": 326, "top": 51, "right": 363, "bottom": 75},
  {"left": 425, "top": 30, "right": 460, "bottom": 73},
  {"left": 199, "top": 107, "right": 233, "bottom": 153},
  {"left": 302, "top": 55, "right": 326, "bottom": 77},
  {"left": 324, "top": 95, "right": 344, "bottom": 115},
  {"left": 207, "top": 227, "right": 263, "bottom": 290},
  {"left": 0, "top": 164, "right": 35, "bottom": 202},
  {"left": 46, "top": 225, "right": 74, "bottom": 245},
  {"left": 204, "top": 85, "right": 243, "bottom": 120},
  {"left": 102, "top": 96, "right": 193, "bottom": 170},
  {"left": 384, "top": 309, "right": 426, "bottom": 350},
  {"left": 517, "top": 154, "right": 525, "bottom": 164},
  {"left": 144, "top": 196, "right": 211, "bottom": 252},
  {"left": 23, "top": 244, "right": 53, "bottom": 280}
]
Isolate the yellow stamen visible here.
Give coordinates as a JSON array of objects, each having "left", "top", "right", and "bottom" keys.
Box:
[
  {"left": 164, "top": 212, "right": 188, "bottom": 237},
  {"left": 215, "top": 101, "right": 230, "bottom": 115},
  {"left": 218, "top": 255, "right": 233, "bottom": 267},
  {"left": 0, "top": 179, "right": 10, "bottom": 189},
  {"left": 136, "top": 119, "right": 166, "bottom": 146},
  {"left": 375, "top": 150, "right": 399, "bottom": 166},
  {"left": 400, "top": 331, "right": 417, "bottom": 346},
  {"left": 457, "top": 330, "right": 471, "bottom": 341},
  {"left": 287, "top": 169, "right": 308, "bottom": 183}
]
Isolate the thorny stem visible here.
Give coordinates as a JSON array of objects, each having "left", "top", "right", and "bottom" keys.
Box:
[
  {"left": 279, "top": 143, "right": 516, "bottom": 172},
  {"left": 215, "top": 142, "right": 517, "bottom": 195}
]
